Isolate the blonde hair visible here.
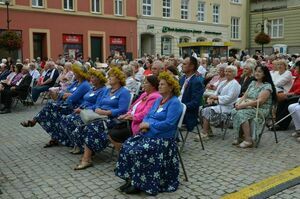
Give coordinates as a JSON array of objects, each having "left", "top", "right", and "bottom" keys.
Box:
[
  {"left": 108, "top": 67, "right": 126, "bottom": 86},
  {"left": 158, "top": 72, "right": 181, "bottom": 96}
]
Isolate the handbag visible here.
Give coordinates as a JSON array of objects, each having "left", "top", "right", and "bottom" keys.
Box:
[{"left": 80, "top": 109, "right": 107, "bottom": 124}]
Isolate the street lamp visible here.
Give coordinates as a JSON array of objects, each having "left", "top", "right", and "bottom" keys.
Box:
[{"left": 5, "top": 0, "right": 11, "bottom": 30}]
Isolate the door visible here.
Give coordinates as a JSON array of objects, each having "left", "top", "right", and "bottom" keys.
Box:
[
  {"left": 33, "top": 33, "right": 47, "bottom": 59},
  {"left": 91, "top": 37, "right": 103, "bottom": 62}
]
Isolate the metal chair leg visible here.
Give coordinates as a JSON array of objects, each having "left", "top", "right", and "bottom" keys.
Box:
[
  {"left": 177, "top": 146, "right": 188, "bottom": 182},
  {"left": 196, "top": 125, "right": 205, "bottom": 150},
  {"left": 222, "top": 116, "right": 230, "bottom": 140},
  {"left": 180, "top": 130, "right": 190, "bottom": 153},
  {"left": 272, "top": 117, "right": 278, "bottom": 143}
]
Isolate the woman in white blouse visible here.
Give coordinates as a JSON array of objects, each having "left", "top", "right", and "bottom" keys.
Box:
[
  {"left": 200, "top": 65, "right": 241, "bottom": 139},
  {"left": 271, "top": 59, "right": 293, "bottom": 93}
]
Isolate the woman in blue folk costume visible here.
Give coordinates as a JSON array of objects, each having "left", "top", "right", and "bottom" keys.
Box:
[
  {"left": 73, "top": 67, "right": 131, "bottom": 170},
  {"left": 115, "top": 72, "right": 183, "bottom": 196},
  {"left": 20, "top": 63, "right": 91, "bottom": 148},
  {"left": 61, "top": 68, "right": 107, "bottom": 154}
]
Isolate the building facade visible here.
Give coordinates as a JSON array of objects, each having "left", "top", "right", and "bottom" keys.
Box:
[
  {"left": 249, "top": 0, "right": 300, "bottom": 55},
  {"left": 137, "top": 0, "right": 248, "bottom": 58},
  {"left": 0, "top": 0, "right": 137, "bottom": 61}
]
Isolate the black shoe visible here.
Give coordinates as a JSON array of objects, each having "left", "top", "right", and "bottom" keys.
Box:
[
  {"left": 0, "top": 109, "right": 11, "bottom": 114},
  {"left": 124, "top": 185, "right": 141, "bottom": 194},
  {"left": 0, "top": 107, "right": 6, "bottom": 111},
  {"left": 119, "top": 180, "right": 131, "bottom": 192}
]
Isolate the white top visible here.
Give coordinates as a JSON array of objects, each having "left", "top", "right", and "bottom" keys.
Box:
[
  {"left": 197, "top": 65, "right": 207, "bottom": 77},
  {"left": 211, "top": 79, "right": 241, "bottom": 113},
  {"left": 134, "top": 67, "right": 145, "bottom": 82},
  {"left": 271, "top": 70, "right": 293, "bottom": 93}
]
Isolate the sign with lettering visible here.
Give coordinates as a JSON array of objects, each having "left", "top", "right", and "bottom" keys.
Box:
[
  {"left": 162, "top": 26, "right": 222, "bottom": 35},
  {"left": 110, "top": 37, "right": 126, "bottom": 45},
  {"left": 63, "top": 35, "right": 83, "bottom": 44}
]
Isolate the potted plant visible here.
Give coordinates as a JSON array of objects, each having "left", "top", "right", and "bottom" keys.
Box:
[
  {"left": 255, "top": 32, "right": 271, "bottom": 45},
  {"left": 0, "top": 31, "right": 23, "bottom": 52}
]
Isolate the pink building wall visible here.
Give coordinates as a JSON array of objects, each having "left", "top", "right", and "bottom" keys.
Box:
[{"left": 0, "top": 0, "right": 137, "bottom": 60}]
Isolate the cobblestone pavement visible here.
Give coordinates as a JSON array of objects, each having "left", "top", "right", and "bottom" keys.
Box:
[{"left": 0, "top": 103, "right": 299, "bottom": 199}]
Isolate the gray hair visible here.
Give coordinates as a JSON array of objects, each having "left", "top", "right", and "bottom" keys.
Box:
[
  {"left": 122, "top": 64, "right": 134, "bottom": 77},
  {"left": 152, "top": 60, "right": 164, "bottom": 69},
  {"left": 244, "top": 58, "right": 257, "bottom": 73},
  {"left": 129, "top": 61, "right": 139, "bottom": 69},
  {"left": 226, "top": 65, "right": 238, "bottom": 77}
]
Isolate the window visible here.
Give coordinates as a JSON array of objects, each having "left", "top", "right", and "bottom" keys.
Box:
[
  {"left": 32, "top": 0, "right": 43, "bottom": 7},
  {"left": 181, "top": 0, "right": 189, "bottom": 20},
  {"left": 143, "top": 0, "right": 152, "bottom": 16},
  {"left": 179, "top": 37, "right": 190, "bottom": 43},
  {"left": 196, "top": 37, "right": 206, "bottom": 42},
  {"left": 197, "top": 1, "right": 205, "bottom": 22},
  {"left": 212, "top": 4, "right": 220, "bottom": 23},
  {"left": 161, "top": 37, "right": 172, "bottom": 55},
  {"left": 269, "top": 18, "right": 283, "bottom": 38},
  {"left": 162, "top": 0, "right": 171, "bottom": 18},
  {"left": 231, "top": 17, "right": 240, "bottom": 39},
  {"left": 115, "top": 0, "right": 123, "bottom": 15},
  {"left": 231, "top": 0, "right": 240, "bottom": 3},
  {"left": 91, "top": 0, "right": 101, "bottom": 13},
  {"left": 64, "top": 0, "right": 74, "bottom": 11},
  {"left": 0, "top": 0, "right": 6, "bottom": 4}
]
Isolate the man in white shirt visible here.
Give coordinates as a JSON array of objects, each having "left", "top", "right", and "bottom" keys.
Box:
[{"left": 29, "top": 62, "right": 40, "bottom": 87}]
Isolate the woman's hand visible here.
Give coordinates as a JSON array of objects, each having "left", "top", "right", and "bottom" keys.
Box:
[
  {"left": 74, "top": 108, "right": 81, "bottom": 114},
  {"left": 124, "top": 114, "right": 133, "bottom": 120},
  {"left": 118, "top": 114, "right": 126, "bottom": 120},
  {"left": 95, "top": 109, "right": 111, "bottom": 116},
  {"left": 235, "top": 103, "right": 246, "bottom": 110},
  {"left": 62, "top": 92, "right": 72, "bottom": 100},
  {"left": 139, "top": 122, "right": 150, "bottom": 132}
]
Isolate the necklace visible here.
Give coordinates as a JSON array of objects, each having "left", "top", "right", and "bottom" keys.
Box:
[
  {"left": 160, "top": 96, "right": 171, "bottom": 106},
  {"left": 110, "top": 87, "right": 120, "bottom": 95}
]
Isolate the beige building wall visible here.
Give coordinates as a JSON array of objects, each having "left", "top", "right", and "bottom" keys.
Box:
[
  {"left": 137, "top": 0, "right": 248, "bottom": 57},
  {"left": 250, "top": 0, "right": 300, "bottom": 54}
]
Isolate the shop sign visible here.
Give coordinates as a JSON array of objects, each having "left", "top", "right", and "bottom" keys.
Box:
[
  {"left": 204, "top": 31, "right": 222, "bottom": 35},
  {"left": 110, "top": 37, "right": 126, "bottom": 45},
  {"left": 162, "top": 26, "right": 222, "bottom": 35},
  {"left": 63, "top": 35, "right": 82, "bottom": 44},
  {"left": 162, "top": 26, "right": 202, "bottom": 34}
]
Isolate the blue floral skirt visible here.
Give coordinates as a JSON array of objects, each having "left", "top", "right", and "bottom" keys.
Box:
[
  {"left": 115, "top": 135, "right": 179, "bottom": 195},
  {"left": 34, "top": 101, "right": 75, "bottom": 146},
  {"left": 60, "top": 113, "right": 84, "bottom": 147},
  {"left": 72, "top": 119, "right": 113, "bottom": 152}
]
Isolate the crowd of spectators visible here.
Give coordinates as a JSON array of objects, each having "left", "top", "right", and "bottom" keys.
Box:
[{"left": 0, "top": 50, "right": 299, "bottom": 195}]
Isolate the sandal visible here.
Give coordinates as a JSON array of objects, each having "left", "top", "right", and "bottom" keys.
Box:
[
  {"left": 238, "top": 141, "right": 253, "bottom": 148},
  {"left": 43, "top": 140, "right": 59, "bottom": 148},
  {"left": 74, "top": 161, "right": 93, "bottom": 170},
  {"left": 20, "top": 120, "right": 36, "bottom": 127}
]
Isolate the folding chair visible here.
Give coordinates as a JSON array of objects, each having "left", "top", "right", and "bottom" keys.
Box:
[
  {"left": 41, "top": 91, "right": 50, "bottom": 104},
  {"left": 176, "top": 103, "right": 188, "bottom": 181},
  {"left": 255, "top": 103, "right": 278, "bottom": 148},
  {"left": 199, "top": 105, "right": 232, "bottom": 141}
]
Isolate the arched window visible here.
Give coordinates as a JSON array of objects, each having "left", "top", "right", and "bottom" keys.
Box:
[
  {"left": 212, "top": 38, "right": 222, "bottom": 42},
  {"left": 196, "top": 37, "right": 206, "bottom": 42},
  {"left": 179, "top": 37, "right": 190, "bottom": 43}
]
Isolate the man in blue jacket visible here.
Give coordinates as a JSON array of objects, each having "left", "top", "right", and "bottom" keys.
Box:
[{"left": 179, "top": 56, "right": 204, "bottom": 133}]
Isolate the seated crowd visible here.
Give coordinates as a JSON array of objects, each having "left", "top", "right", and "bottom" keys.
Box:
[{"left": 0, "top": 51, "right": 299, "bottom": 195}]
